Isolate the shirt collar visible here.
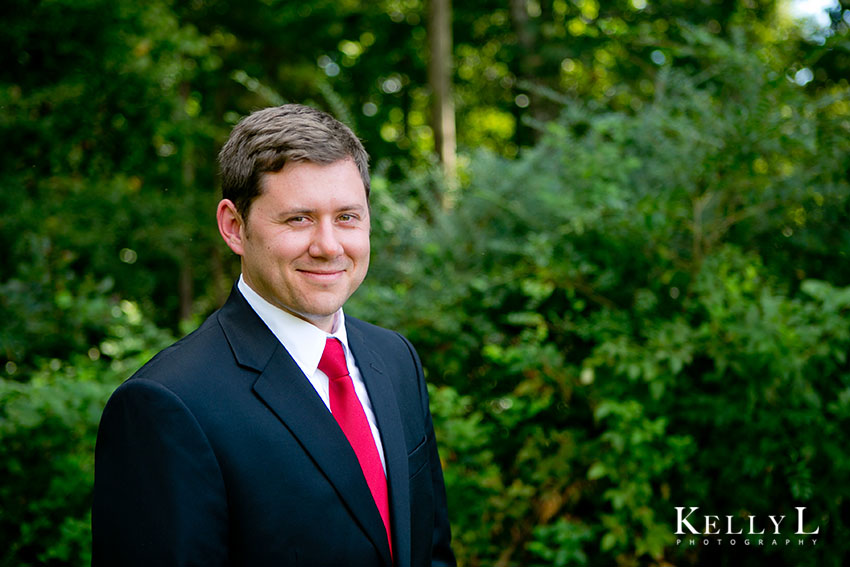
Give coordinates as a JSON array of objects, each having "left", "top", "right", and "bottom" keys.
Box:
[{"left": 237, "top": 274, "right": 350, "bottom": 377}]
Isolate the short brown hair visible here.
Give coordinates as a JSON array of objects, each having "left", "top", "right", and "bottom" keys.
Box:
[{"left": 218, "top": 104, "right": 370, "bottom": 222}]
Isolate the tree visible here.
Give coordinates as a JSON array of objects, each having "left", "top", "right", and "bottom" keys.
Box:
[{"left": 428, "top": 0, "right": 458, "bottom": 193}]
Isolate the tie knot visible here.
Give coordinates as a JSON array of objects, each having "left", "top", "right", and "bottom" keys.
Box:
[{"left": 318, "top": 337, "right": 349, "bottom": 380}]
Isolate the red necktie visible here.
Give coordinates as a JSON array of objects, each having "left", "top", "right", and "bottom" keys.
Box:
[{"left": 319, "top": 337, "right": 392, "bottom": 556}]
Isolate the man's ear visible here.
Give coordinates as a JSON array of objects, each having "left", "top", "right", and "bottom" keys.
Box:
[{"left": 217, "top": 199, "right": 245, "bottom": 256}]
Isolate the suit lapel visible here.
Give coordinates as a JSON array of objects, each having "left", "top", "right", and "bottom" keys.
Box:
[
  {"left": 347, "top": 321, "right": 412, "bottom": 567},
  {"left": 217, "top": 289, "right": 394, "bottom": 566},
  {"left": 252, "top": 350, "right": 393, "bottom": 566}
]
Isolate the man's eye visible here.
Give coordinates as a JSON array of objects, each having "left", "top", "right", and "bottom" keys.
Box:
[
  {"left": 338, "top": 214, "right": 353, "bottom": 222},
  {"left": 288, "top": 216, "right": 308, "bottom": 224}
]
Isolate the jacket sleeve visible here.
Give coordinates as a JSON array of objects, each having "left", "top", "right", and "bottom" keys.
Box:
[
  {"left": 92, "top": 379, "right": 229, "bottom": 566},
  {"left": 400, "top": 334, "right": 457, "bottom": 567},
  {"left": 423, "top": 391, "right": 457, "bottom": 567}
]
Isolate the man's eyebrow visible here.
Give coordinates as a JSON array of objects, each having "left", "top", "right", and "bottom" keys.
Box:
[
  {"left": 337, "top": 204, "right": 367, "bottom": 212},
  {"left": 275, "top": 204, "right": 367, "bottom": 217},
  {"left": 275, "top": 208, "right": 315, "bottom": 218}
]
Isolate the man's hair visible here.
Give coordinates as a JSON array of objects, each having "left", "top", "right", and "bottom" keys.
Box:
[{"left": 218, "top": 104, "right": 370, "bottom": 222}]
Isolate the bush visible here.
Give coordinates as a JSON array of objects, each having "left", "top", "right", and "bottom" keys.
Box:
[
  {"left": 0, "top": 289, "right": 173, "bottom": 567},
  {"left": 352, "top": 32, "right": 850, "bottom": 566}
]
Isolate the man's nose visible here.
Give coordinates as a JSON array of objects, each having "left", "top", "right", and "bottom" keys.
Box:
[{"left": 308, "top": 219, "right": 344, "bottom": 258}]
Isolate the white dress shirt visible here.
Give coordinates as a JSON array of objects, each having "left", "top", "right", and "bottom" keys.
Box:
[{"left": 237, "top": 275, "right": 387, "bottom": 472}]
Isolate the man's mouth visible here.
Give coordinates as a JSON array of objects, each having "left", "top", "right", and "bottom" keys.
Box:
[{"left": 297, "top": 268, "right": 346, "bottom": 281}]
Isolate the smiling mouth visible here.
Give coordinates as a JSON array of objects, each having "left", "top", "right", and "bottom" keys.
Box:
[
  {"left": 297, "top": 269, "right": 346, "bottom": 281},
  {"left": 298, "top": 268, "right": 345, "bottom": 275}
]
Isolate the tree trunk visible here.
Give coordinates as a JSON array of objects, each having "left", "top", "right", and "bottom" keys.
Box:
[
  {"left": 428, "top": 0, "right": 457, "bottom": 199},
  {"left": 510, "top": 0, "right": 538, "bottom": 147}
]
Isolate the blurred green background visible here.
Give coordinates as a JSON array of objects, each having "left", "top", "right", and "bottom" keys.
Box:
[{"left": 2, "top": 0, "right": 849, "bottom": 565}]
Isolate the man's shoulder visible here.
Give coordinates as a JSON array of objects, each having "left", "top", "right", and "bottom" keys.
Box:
[
  {"left": 345, "top": 314, "right": 393, "bottom": 337},
  {"left": 345, "top": 314, "right": 423, "bottom": 373},
  {"left": 345, "top": 315, "right": 412, "bottom": 350},
  {"left": 128, "top": 311, "right": 229, "bottom": 384},
  {"left": 125, "top": 287, "right": 273, "bottom": 388}
]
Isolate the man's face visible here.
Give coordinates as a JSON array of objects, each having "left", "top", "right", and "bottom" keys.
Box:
[{"left": 239, "top": 159, "right": 370, "bottom": 331}]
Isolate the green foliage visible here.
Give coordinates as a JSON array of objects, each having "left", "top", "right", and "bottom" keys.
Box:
[
  {"left": 2, "top": 0, "right": 231, "bottom": 338},
  {"left": 0, "top": 292, "right": 173, "bottom": 567},
  {"left": 351, "top": 33, "right": 850, "bottom": 565}
]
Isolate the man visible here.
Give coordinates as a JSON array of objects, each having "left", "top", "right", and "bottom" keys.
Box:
[{"left": 92, "top": 104, "right": 456, "bottom": 567}]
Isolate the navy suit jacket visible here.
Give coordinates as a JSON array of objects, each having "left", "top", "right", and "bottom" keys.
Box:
[{"left": 92, "top": 286, "right": 455, "bottom": 566}]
